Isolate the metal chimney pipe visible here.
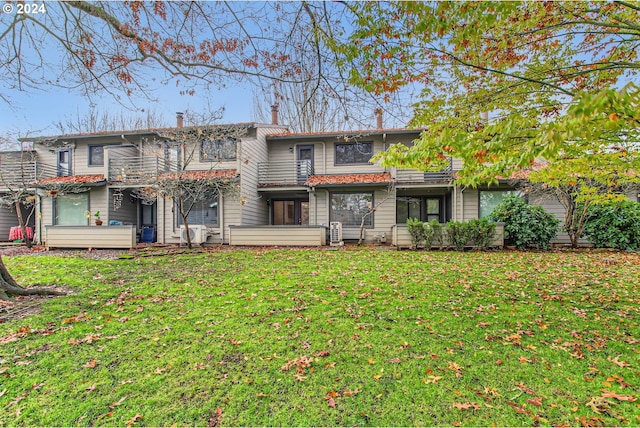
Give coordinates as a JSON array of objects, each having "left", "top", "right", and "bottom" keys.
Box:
[
  {"left": 271, "top": 104, "right": 279, "bottom": 125},
  {"left": 176, "top": 112, "right": 184, "bottom": 128}
]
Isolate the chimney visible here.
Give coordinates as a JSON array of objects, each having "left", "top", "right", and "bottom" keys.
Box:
[
  {"left": 480, "top": 111, "right": 489, "bottom": 121},
  {"left": 271, "top": 104, "right": 279, "bottom": 125},
  {"left": 176, "top": 112, "right": 184, "bottom": 128},
  {"left": 375, "top": 108, "right": 383, "bottom": 129}
]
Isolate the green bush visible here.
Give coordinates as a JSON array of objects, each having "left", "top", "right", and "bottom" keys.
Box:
[
  {"left": 407, "top": 217, "right": 424, "bottom": 248},
  {"left": 583, "top": 201, "right": 640, "bottom": 251},
  {"left": 489, "top": 195, "right": 559, "bottom": 250},
  {"left": 429, "top": 219, "right": 445, "bottom": 249},
  {"left": 407, "top": 218, "right": 438, "bottom": 249},
  {"left": 445, "top": 220, "right": 470, "bottom": 251},
  {"left": 466, "top": 218, "right": 497, "bottom": 250}
]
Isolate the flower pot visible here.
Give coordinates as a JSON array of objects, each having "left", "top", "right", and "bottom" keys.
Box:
[{"left": 95, "top": 220, "right": 103, "bottom": 226}]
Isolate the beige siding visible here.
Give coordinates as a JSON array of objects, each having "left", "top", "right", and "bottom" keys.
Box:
[
  {"left": 239, "top": 132, "right": 269, "bottom": 225},
  {"left": 223, "top": 193, "right": 242, "bottom": 244},
  {"left": 44, "top": 225, "right": 136, "bottom": 249},
  {"left": 229, "top": 225, "right": 327, "bottom": 246},
  {"left": 462, "top": 188, "right": 479, "bottom": 221}
]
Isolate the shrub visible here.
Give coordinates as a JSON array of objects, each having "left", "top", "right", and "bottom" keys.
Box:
[
  {"left": 489, "top": 195, "right": 559, "bottom": 250},
  {"left": 445, "top": 220, "right": 470, "bottom": 251},
  {"left": 430, "top": 219, "right": 445, "bottom": 249},
  {"left": 421, "top": 221, "right": 436, "bottom": 249},
  {"left": 406, "top": 218, "right": 424, "bottom": 248},
  {"left": 583, "top": 201, "right": 640, "bottom": 251},
  {"left": 466, "top": 218, "right": 497, "bottom": 250}
]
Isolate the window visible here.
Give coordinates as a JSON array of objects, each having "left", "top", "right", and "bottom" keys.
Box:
[
  {"left": 479, "top": 190, "right": 521, "bottom": 218},
  {"left": 331, "top": 192, "right": 373, "bottom": 227},
  {"left": 201, "top": 137, "right": 237, "bottom": 161},
  {"left": 396, "top": 197, "right": 421, "bottom": 224},
  {"left": 54, "top": 193, "right": 88, "bottom": 225},
  {"left": 177, "top": 196, "right": 219, "bottom": 226},
  {"left": 272, "top": 200, "right": 309, "bottom": 225},
  {"left": 335, "top": 142, "right": 373, "bottom": 165},
  {"left": 57, "top": 148, "right": 72, "bottom": 176},
  {"left": 396, "top": 196, "right": 444, "bottom": 223},
  {"left": 88, "top": 145, "right": 105, "bottom": 166}
]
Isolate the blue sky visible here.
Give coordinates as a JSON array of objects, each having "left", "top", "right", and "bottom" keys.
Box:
[{"left": 1, "top": 80, "right": 258, "bottom": 138}]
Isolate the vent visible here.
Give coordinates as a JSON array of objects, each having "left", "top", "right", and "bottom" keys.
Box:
[
  {"left": 180, "top": 225, "right": 208, "bottom": 245},
  {"left": 329, "top": 222, "right": 343, "bottom": 246}
]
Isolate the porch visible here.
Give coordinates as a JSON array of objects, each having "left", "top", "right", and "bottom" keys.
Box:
[{"left": 228, "top": 225, "right": 327, "bottom": 246}]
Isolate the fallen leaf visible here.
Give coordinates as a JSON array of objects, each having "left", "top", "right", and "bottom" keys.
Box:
[
  {"left": 608, "top": 356, "right": 631, "bottom": 368},
  {"left": 453, "top": 402, "right": 480, "bottom": 410},
  {"left": 83, "top": 359, "right": 98, "bottom": 369},
  {"left": 109, "top": 396, "right": 127, "bottom": 410},
  {"left": 125, "top": 414, "right": 143, "bottom": 427},
  {"left": 601, "top": 390, "right": 636, "bottom": 402}
]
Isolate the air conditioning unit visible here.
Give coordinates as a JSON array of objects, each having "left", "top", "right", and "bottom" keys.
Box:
[
  {"left": 329, "top": 221, "right": 343, "bottom": 246},
  {"left": 180, "top": 225, "right": 208, "bottom": 245}
]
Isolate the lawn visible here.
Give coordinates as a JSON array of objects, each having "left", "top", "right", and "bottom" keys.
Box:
[{"left": 0, "top": 248, "right": 638, "bottom": 426}]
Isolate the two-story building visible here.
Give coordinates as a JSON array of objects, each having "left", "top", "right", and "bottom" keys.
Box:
[{"left": 16, "top": 113, "right": 634, "bottom": 249}]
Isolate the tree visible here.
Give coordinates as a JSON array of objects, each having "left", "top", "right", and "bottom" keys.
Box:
[
  {"left": 55, "top": 107, "right": 170, "bottom": 134},
  {"left": 133, "top": 124, "right": 245, "bottom": 249},
  {"left": 340, "top": 2, "right": 640, "bottom": 220}
]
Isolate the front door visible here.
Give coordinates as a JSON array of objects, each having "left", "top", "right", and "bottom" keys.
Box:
[
  {"left": 296, "top": 145, "right": 314, "bottom": 184},
  {"left": 272, "top": 199, "right": 309, "bottom": 225}
]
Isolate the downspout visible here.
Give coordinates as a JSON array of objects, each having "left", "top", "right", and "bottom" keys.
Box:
[
  {"left": 219, "top": 193, "right": 225, "bottom": 244},
  {"left": 452, "top": 185, "right": 457, "bottom": 222}
]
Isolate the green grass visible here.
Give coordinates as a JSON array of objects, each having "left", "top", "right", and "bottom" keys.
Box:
[{"left": 1, "top": 248, "right": 639, "bottom": 426}]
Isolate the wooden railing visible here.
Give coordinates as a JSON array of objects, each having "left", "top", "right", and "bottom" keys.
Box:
[{"left": 258, "top": 160, "right": 314, "bottom": 186}]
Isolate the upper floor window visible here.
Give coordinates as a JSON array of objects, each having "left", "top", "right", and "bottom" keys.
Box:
[
  {"left": 335, "top": 142, "right": 373, "bottom": 165},
  {"left": 57, "top": 148, "right": 72, "bottom": 176},
  {"left": 201, "top": 137, "right": 237, "bottom": 162},
  {"left": 88, "top": 145, "right": 105, "bottom": 166}
]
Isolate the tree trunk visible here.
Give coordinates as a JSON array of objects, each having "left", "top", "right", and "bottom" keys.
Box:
[
  {"left": 14, "top": 201, "right": 33, "bottom": 249},
  {"left": 179, "top": 196, "right": 193, "bottom": 249},
  {"left": 0, "top": 255, "right": 64, "bottom": 301}
]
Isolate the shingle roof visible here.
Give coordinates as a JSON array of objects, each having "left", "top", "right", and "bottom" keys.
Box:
[
  {"left": 35, "top": 174, "right": 106, "bottom": 186},
  {"left": 156, "top": 169, "right": 238, "bottom": 181},
  {"left": 306, "top": 172, "right": 392, "bottom": 186}
]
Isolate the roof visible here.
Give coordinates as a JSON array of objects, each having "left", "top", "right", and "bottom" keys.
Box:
[
  {"left": 306, "top": 172, "right": 392, "bottom": 187},
  {"left": 156, "top": 169, "right": 238, "bottom": 181},
  {"left": 35, "top": 174, "right": 107, "bottom": 186},
  {"left": 19, "top": 123, "right": 286, "bottom": 142},
  {"left": 266, "top": 128, "right": 424, "bottom": 140}
]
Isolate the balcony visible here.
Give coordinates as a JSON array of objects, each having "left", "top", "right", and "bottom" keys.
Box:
[
  {"left": 108, "top": 156, "right": 178, "bottom": 184},
  {"left": 0, "top": 161, "right": 57, "bottom": 187},
  {"left": 258, "top": 160, "right": 314, "bottom": 187},
  {"left": 395, "top": 158, "right": 453, "bottom": 183}
]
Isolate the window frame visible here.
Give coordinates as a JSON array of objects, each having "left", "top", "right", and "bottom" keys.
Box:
[
  {"left": 334, "top": 141, "right": 373, "bottom": 165},
  {"left": 175, "top": 195, "right": 220, "bottom": 227},
  {"left": 330, "top": 191, "right": 374, "bottom": 228},
  {"left": 53, "top": 193, "right": 89, "bottom": 225},
  {"left": 88, "top": 143, "right": 118, "bottom": 167},
  {"left": 200, "top": 137, "right": 237, "bottom": 162},
  {"left": 478, "top": 189, "right": 523, "bottom": 218}
]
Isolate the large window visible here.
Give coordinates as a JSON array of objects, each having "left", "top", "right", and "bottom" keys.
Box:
[
  {"left": 335, "top": 142, "right": 373, "bottom": 165},
  {"left": 54, "top": 193, "right": 88, "bottom": 225},
  {"left": 396, "top": 196, "right": 444, "bottom": 223},
  {"left": 177, "top": 196, "right": 219, "bottom": 226},
  {"left": 201, "top": 137, "right": 237, "bottom": 161},
  {"left": 479, "top": 190, "right": 520, "bottom": 218},
  {"left": 331, "top": 192, "right": 373, "bottom": 227}
]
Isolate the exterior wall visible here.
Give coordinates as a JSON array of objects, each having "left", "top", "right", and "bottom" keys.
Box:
[
  {"left": 107, "top": 188, "right": 138, "bottom": 226},
  {"left": 229, "top": 225, "right": 327, "bottom": 246},
  {"left": 462, "top": 188, "right": 479, "bottom": 221},
  {"left": 239, "top": 130, "right": 269, "bottom": 226},
  {"left": 0, "top": 203, "right": 35, "bottom": 241},
  {"left": 44, "top": 225, "right": 136, "bottom": 249}
]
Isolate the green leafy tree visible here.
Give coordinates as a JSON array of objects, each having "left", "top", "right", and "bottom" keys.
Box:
[{"left": 340, "top": 1, "right": 640, "bottom": 233}]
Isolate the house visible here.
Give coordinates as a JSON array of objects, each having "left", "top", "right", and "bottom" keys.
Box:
[
  {"left": 0, "top": 150, "right": 50, "bottom": 242},
  {"left": 19, "top": 113, "right": 288, "bottom": 248},
  {"left": 16, "top": 112, "right": 638, "bottom": 249}
]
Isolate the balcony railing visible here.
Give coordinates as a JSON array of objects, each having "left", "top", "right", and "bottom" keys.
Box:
[
  {"left": 0, "top": 161, "right": 57, "bottom": 186},
  {"left": 109, "top": 156, "right": 178, "bottom": 183},
  {"left": 395, "top": 158, "right": 453, "bottom": 183},
  {"left": 258, "top": 160, "right": 314, "bottom": 186}
]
